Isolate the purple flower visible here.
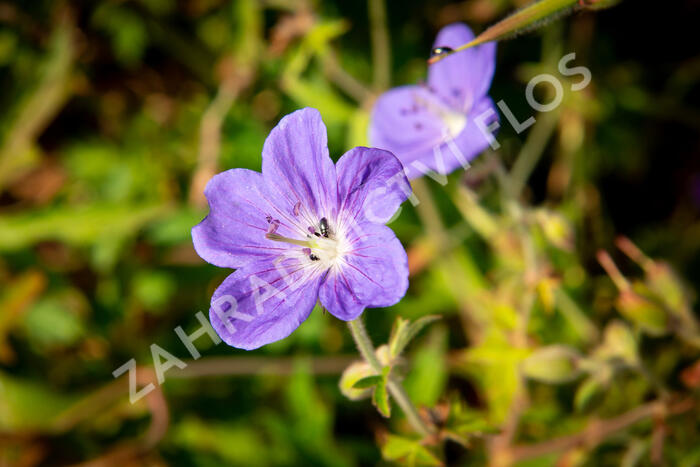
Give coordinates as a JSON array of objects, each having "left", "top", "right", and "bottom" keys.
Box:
[
  {"left": 192, "top": 108, "right": 411, "bottom": 350},
  {"left": 369, "top": 23, "right": 498, "bottom": 179}
]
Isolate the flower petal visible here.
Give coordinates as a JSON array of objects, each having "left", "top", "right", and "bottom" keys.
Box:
[
  {"left": 428, "top": 23, "right": 496, "bottom": 112},
  {"left": 209, "top": 258, "right": 323, "bottom": 350},
  {"left": 335, "top": 146, "right": 411, "bottom": 225},
  {"left": 371, "top": 93, "right": 497, "bottom": 180},
  {"left": 406, "top": 96, "right": 498, "bottom": 178},
  {"left": 369, "top": 85, "right": 448, "bottom": 164},
  {"left": 262, "top": 108, "right": 338, "bottom": 224},
  {"left": 319, "top": 223, "right": 408, "bottom": 321},
  {"left": 192, "top": 169, "right": 299, "bottom": 269}
]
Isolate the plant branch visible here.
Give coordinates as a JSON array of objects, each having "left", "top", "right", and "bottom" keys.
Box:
[
  {"left": 189, "top": 58, "right": 253, "bottom": 207},
  {"left": 507, "top": 397, "right": 696, "bottom": 462},
  {"left": 348, "top": 318, "right": 432, "bottom": 437},
  {"left": 321, "top": 51, "right": 373, "bottom": 103}
]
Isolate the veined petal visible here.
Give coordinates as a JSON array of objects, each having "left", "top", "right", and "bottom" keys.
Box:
[
  {"left": 369, "top": 85, "right": 448, "bottom": 163},
  {"left": 209, "top": 257, "right": 323, "bottom": 350},
  {"left": 192, "top": 169, "right": 299, "bottom": 269},
  {"left": 262, "top": 108, "right": 338, "bottom": 225},
  {"left": 319, "top": 223, "right": 408, "bottom": 321},
  {"left": 335, "top": 147, "right": 410, "bottom": 225},
  {"left": 403, "top": 96, "right": 498, "bottom": 178},
  {"left": 427, "top": 23, "right": 496, "bottom": 112}
]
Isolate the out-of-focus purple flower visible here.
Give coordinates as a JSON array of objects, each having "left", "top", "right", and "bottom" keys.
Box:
[
  {"left": 369, "top": 23, "right": 498, "bottom": 179},
  {"left": 192, "top": 108, "right": 411, "bottom": 350}
]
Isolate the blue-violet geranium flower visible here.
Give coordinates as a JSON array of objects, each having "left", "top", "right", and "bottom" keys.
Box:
[
  {"left": 369, "top": 23, "right": 498, "bottom": 179},
  {"left": 192, "top": 108, "right": 411, "bottom": 350}
]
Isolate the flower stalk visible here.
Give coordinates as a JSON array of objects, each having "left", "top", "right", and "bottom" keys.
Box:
[
  {"left": 427, "top": 0, "right": 620, "bottom": 64},
  {"left": 348, "top": 318, "right": 432, "bottom": 437}
]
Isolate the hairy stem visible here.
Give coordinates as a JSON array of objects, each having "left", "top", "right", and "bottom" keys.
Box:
[{"left": 348, "top": 318, "right": 432, "bottom": 436}]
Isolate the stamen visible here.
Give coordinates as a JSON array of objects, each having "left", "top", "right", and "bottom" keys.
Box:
[
  {"left": 293, "top": 201, "right": 301, "bottom": 216},
  {"left": 267, "top": 219, "right": 345, "bottom": 266},
  {"left": 266, "top": 219, "right": 280, "bottom": 234}
]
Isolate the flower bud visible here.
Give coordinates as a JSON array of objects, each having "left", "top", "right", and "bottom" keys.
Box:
[
  {"left": 595, "top": 320, "right": 638, "bottom": 366},
  {"left": 616, "top": 289, "right": 667, "bottom": 336},
  {"left": 522, "top": 345, "right": 581, "bottom": 384},
  {"left": 534, "top": 209, "right": 574, "bottom": 251},
  {"left": 339, "top": 361, "right": 374, "bottom": 401}
]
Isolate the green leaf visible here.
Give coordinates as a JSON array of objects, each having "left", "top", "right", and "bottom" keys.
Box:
[
  {"left": 0, "top": 23, "right": 72, "bottom": 190},
  {"left": 0, "top": 372, "right": 80, "bottom": 431},
  {"left": 172, "top": 417, "right": 269, "bottom": 466},
  {"left": 389, "top": 315, "right": 441, "bottom": 359},
  {"left": 132, "top": 270, "right": 176, "bottom": 311},
  {"left": 404, "top": 326, "right": 448, "bottom": 406},
  {"left": 372, "top": 381, "right": 391, "bottom": 418},
  {"left": 616, "top": 289, "right": 668, "bottom": 336},
  {"left": 450, "top": 416, "right": 497, "bottom": 438},
  {"left": 445, "top": 399, "right": 497, "bottom": 443},
  {"left": 522, "top": 345, "right": 581, "bottom": 384},
  {"left": 594, "top": 320, "right": 638, "bottom": 366},
  {"left": 0, "top": 203, "right": 168, "bottom": 251},
  {"left": 280, "top": 362, "right": 354, "bottom": 466},
  {"left": 381, "top": 434, "right": 443, "bottom": 466},
  {"left": 280, "top": 20, "right": 354, "bottom": 125},
  {"left": 462, "top": 332, "right": 530, "bottom": 423},
  {"left": 574, "top": 376, "right": 607, "bottom": 412},
  {"left": 339, "top": 361, "right": 373, "bottom": 400},
  {"left": 352, "top": 375, "right": 383, "bottom": 389},
  {"left": 23, "top": 293, "right": 87, "bottom": 348},
  {"left": 92, "top": 4, "right": 148, "bottom": 66},
  {"left": 345, "top": 106, "right": 370, "bottom": 150}
]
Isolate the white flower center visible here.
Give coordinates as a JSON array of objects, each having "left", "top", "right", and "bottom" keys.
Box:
[
  {"left": 265, "top": 216, "right": 351, "bottom": 269},
  {"left": 308, "top": 233, "right": 351, "bottom": 269},
  {"left": 411, "top": 91, "right": 468, "bottom": 140},
  {"left": 441, "top": 110, "right": 467, "bottom": 138}
]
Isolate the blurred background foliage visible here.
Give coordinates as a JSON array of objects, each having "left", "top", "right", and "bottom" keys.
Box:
[{"left": 0, "top": 0, "right": 699, "bottom": 465}]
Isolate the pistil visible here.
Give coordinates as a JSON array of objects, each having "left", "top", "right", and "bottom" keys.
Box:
[{"left": 265, "top": 233, "right": 314, "bottom": 248}]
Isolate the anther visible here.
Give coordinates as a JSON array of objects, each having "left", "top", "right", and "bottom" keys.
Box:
[
  {"left": 319, "top": 217, "right": 329, "bottom": 238},
  {"left": 266, "top": 219, "right": 280, "bottom": 235}
]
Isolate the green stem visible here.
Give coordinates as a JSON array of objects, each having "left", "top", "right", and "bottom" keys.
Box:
[
  {"left": 411, "top": 178, "right": 447, "bottom": 242},
  {"left": 509, "top": 109, "right": 560, "bottom": 197},
  {"left": 368, "top": 0, "right": 391, "bottom": 90},
  {"left": 348, "top": 318, "right": 432, "bottom": 437}
]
